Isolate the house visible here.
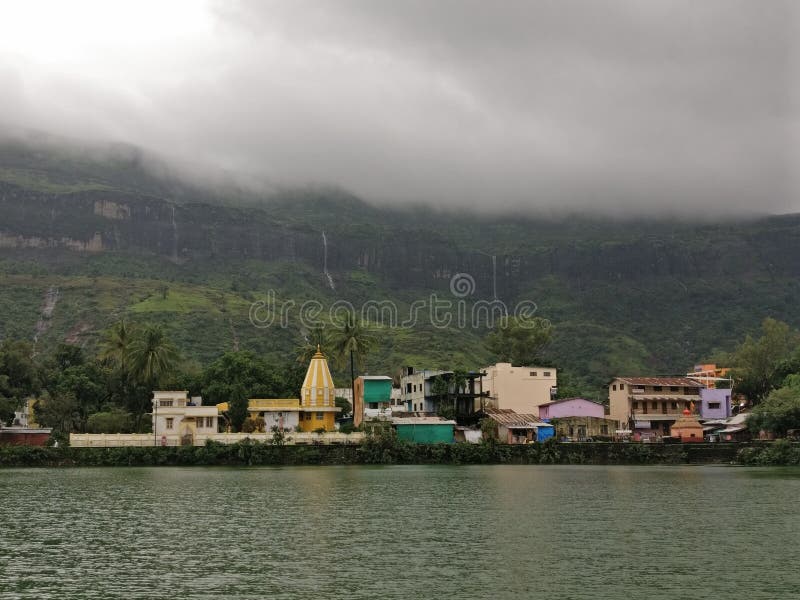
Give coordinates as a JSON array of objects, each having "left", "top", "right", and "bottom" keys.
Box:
[
  {"left": 481, "top": 363, "right": 557, "bottom": 414},
  {"left": 687, "top": 363, "right": 731, "bottom": 389},
  {"left": 670, "top": 409, "right": 705, "bottom": 442},
  {"left": 354, "top": 375, "right": 392, "bottom": 427},
  {"left": 608, "top": 377, "right": 704, "bottom": 441},
  {"left": 538, "top": 397, "right": 606, "bottom": 420},
  {"left": 698, "top": 388, "right": 733, "bottom": 420},
  {"left": 247, "top": 399, "right": 302, "bottom": 431},
  {"left": 538, "top": 397, "right": 616, "bottom": 440},
  {"left": 152, "top": 391, "right": 220, "bottom": 445},
  {"left": 482, "top": 408, "right": 554, "bottom": 444},
  {"left": 399, "top": 367, "right": 487, "bottom": 419},
  {"left": 392, "top": 416, "right": 456, "bottom": 443}
]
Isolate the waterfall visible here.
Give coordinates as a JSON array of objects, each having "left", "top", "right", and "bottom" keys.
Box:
[
  {"left": 322, "top": 231, "right": 335, "bottom": 291},
  {"left": 171, "top": 205, "right": 178, "bottom": 261}
]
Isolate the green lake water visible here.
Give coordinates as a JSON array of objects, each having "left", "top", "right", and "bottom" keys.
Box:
[{"left": 1, "top": 465, "right": 799, "bottom": 599}]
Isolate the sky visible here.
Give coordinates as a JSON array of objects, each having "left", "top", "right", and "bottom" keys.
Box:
[{"left": 0, "top": 0, "right": 797, "bottom": 214}]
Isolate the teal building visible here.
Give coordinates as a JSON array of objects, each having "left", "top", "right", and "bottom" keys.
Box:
[{"left": 393, "top": 417, "right": 456, "bottom": 443}]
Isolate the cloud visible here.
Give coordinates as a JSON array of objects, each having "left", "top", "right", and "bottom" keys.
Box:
[{"left": 0, "top": 0, "right": 797, "bottom": 214}]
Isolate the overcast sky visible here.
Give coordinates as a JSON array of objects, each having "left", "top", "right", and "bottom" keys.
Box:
[{"left": 0, "top": 0, "right": 797, "bottom": 214}]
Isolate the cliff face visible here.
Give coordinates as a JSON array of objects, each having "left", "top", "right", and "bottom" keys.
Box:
[{"left": 2, "top": 180, "right": 799, "bottom": 303}]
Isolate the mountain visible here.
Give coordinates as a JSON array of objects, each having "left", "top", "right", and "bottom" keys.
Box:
[{"left": 1, "top": 138, "right": 799, "bottom": 399}]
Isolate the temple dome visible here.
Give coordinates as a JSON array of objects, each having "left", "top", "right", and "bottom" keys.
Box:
[{"left": 301, "top": 346, "right": 336, "bottom": 407}]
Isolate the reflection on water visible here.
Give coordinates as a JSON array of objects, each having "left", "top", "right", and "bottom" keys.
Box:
[{"left": 1, "top": 465, "right": 799, "bottom": 599}]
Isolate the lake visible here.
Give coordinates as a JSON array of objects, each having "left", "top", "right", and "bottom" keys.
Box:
[{"left": 1, "top": 465, "right": 799, "bottom": 599}]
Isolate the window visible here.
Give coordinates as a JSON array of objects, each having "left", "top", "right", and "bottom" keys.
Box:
[
  {"left": 530, "top": 371, "right": 538, "bottom": 377},
  {"left": 601, "top": 425, "right": 609, "bottom": 435},
  {"left": 406, "top": 383, "right": 411, "bottom": 393},
  {"left": 305, "top": 413, "right": 312, "bottom": 421},
  {"left": 206, "top": 417, "right": 214, "bottom": 428},
  {"left": 653, "top": 386, "right": 662, "bottom": 392},
  {"left": 671, "top": 402, "right": 677, "bottom": 410},
  {"left": 543, "top": 371, "right": 551, "bottom": 377},
  {"left": 316, "top": 412, "right": 324, "bottom": 420},
  {"left": 195, "top": 419, "right": 203, "bottom": 429},
  {"left": 633, "top": 401, "right": 639, "bottom": 410},
  {"left": 619, "top": 383, "right": 625, "bottom": 390},
  {"left": 166, "top": 418, "right": 174, "bottom": 429},
  {"left": 612, "top": 384, "right": 617, "bottom": 391},
  {"left": 159, "top": 400, "right": 173, "bottom": 407},
  {"left": 651, "top": 401, "right": 658, "bottom": 410},
  {"left": 670, "top": 386, "right": 679, "bottom": 392},
  {"left": 708, "top": 402, "right": 721, "bottom": 409}
]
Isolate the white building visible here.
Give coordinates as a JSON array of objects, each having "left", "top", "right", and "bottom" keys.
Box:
[
  {"left": 152, "top": 391, "right": 219, "bottom": 444},
  {"left": 481, "top": 363, "right": 557, "bottom": 414},
  {"left": 399, "top": 367, "right": 451, "bottom": 412}
]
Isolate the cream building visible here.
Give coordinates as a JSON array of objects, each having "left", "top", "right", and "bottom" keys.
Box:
[
  {"left": 152, "top": 391, "right": 219, "bottom": 445},
  {"left": 608, "top": 377, "right": 703, "bottom": 438},
  {"left": 481, "top": 363, "right": 557, "bottom": 414}
]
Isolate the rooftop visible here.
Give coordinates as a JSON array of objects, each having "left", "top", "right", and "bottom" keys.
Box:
[
  {"left": 483, "top": 408, "right": 550, "bottom": 429},
  {"left": 614, "top": 377, "right": 704, "bottom": 388}
]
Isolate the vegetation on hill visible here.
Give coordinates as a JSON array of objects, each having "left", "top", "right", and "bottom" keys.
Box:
[{"left": 1, "top": 140, "right": 800, "bottom": 401}]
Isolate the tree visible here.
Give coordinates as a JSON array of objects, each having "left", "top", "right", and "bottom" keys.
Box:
[
  {"left": 329, "top": 318, "right": 375, "bottom": 409},
  {"left": 86, "top": 409, "right": 133, "bottom": 434},
  {"left": 126, "top": 325, "right": 179, "bottom": 430},
  {"left": 99, "top": 320, "right": 135, "bottom": 375},
  {"left": 335, "top": 396, "right": 352, "bottom": 417},
  {"left": 228, "top": 384, "right": 249, "bottom": 433},
  {"left": 485, "top": 316, "right": 552, "bottom": 366},
  {"left": 295, "top": 326, "right": 328, "bottom": 366},
  {"left": 127, "top": 325, "right": 180, "bottom": 389},
  {"left": 747, "top": 379, "right": 800, "bottom": 436},
  {"left": 35, "top": 392, "right": 80, "bottom": 438},
  {"left": 0, "top": 339, "right": 41, "bottom": 405},
  {"left": 730, "top": 318, "right": 800, "bottom": 404}
]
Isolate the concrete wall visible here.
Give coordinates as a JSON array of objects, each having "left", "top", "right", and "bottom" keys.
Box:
[
  {"left": 70, "top": 431, "right": 366, "bottom": 447},
  {"left": 482, "top": 363, "right": 556, "bottom": 414}
]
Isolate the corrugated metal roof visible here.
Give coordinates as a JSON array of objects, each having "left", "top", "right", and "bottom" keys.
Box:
[
  {"left": 615, "top": 377, "right": 704, "bottom": 387},
  {"left": 483, "top": 408, "right": 549, "bottom": 428},
  {"left": 392, "top": 417, "right": 456, "bottom": 425},
  {"left": 538, "top": 397, "right": 603, "bottom": 407}
]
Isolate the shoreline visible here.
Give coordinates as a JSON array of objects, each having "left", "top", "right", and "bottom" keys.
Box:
[{"left": 2, "top": 440, "right": 798, "bottom": 468}]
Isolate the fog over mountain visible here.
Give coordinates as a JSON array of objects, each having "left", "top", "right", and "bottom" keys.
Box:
[{"left": 0, "top": 0, "right": 797, "bottom": 214}]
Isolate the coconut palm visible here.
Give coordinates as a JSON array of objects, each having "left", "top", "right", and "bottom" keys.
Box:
[
  {"left": 329, "top": 318, "right": 375, "bottom": 406},
  {"left": 295, "top": 325, "right": 328, "bottom": 366},
  {"left": 127, "top": 325, "right": 179, "bottom": 389},
  {"left": 99, "top": 320, "right": 135, "bottom": 374}
]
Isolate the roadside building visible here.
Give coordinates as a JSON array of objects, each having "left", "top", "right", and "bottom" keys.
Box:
[
  {"left": 482, "top": 363, "right": 557, "bottom": 414},
  {"left": 482, "top": 408, "right": 554, "bottom": 444},
  {"left": 392, "top": 416, "right": 456, "bottom": 443},
  {"left": 354, "top": 375, "right": 392, "bottom": 427},
  {"left": 538, "top": 397, "right": 605, "bottom": 420},
  {"left": 698, "top": 388, "right": 733, "bottom": 420},
  {"left": 247, "top": 399, "right": 302, "bottom": 431},
  {"left": 687, "top": 364, "right": 731, "bottom": 389},
  {"left": 152, "top": 391, "right": 219, "bottom": 445},
  {"left": 399, "top": 367, "right": 487, "bottom": 419},
  {"left": 608, "top": 377, "right": 703, "bottom": 441}
]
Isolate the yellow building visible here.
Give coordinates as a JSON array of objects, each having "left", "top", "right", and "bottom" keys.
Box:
[
  {"left": 217, "top": 347, "right": 341, "bottom": 433},
  {"left": 298, "top": 346, "right": 341, "bottom": 432}
]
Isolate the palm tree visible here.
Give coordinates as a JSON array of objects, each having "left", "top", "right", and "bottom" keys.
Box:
[
  {"left": 127, "top": 325, "right": 179, "bottom": 388},
  {"left": 99, "top": 320, "right": 135, "bottom": 374},
  {"left": 329, "top": 318, "right": 375, "bottom": 408},
  {"left": 295, "top": 325, "right": 328, "bottom": 366}
]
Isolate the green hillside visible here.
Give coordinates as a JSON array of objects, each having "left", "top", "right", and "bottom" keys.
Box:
[{"left": 1, "top": 140, "right": 799, "bottom": 399}]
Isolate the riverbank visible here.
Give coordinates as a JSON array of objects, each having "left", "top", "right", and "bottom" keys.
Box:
[{"left": 3, "top": 439, "right": 798, "bottom": 467}]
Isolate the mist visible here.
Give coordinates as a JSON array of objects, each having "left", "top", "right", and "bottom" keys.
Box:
[{"left": 0, "top": 0, "right": 797, "bottom": 215}]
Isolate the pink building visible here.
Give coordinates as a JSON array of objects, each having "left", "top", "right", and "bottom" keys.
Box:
[{"left": 538, "top": 398, "right": 605, "bottom": 420}]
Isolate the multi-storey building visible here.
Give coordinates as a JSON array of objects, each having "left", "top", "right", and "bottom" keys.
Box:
[
  {"left": 609, "top": 377, "right": 703, "bottom": 439},
  {"left": 481, "top": 363, "right": 557, "bottom": 414}
]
